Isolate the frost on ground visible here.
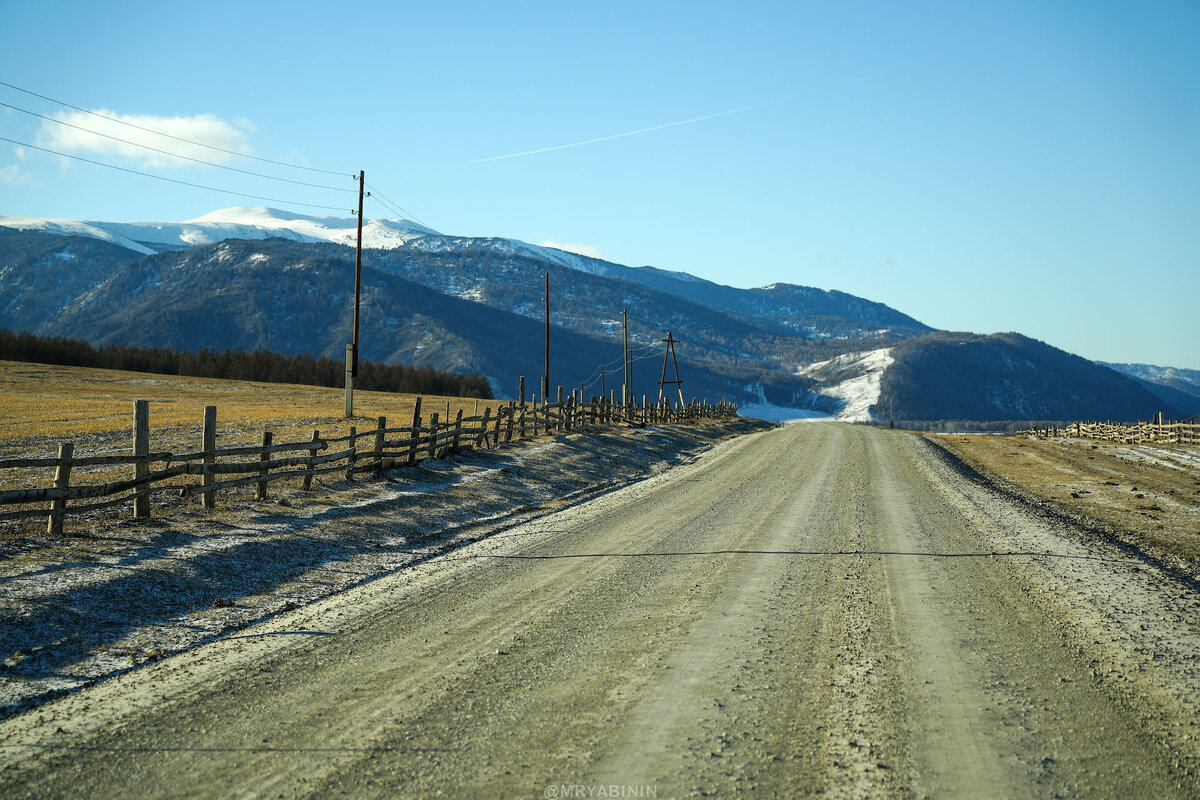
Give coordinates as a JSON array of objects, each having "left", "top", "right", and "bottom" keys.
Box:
[{"left": 0, "top": 418, "right": 769, "bottom": 718}]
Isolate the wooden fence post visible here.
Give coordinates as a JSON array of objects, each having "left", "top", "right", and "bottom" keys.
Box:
[
  {"left": 477, "top": 406, "right": 492, "bottom": 448},
  {"left": 133, "top": 400, "right": 150, "bottom": 518},
  {"left": 505, "top": 402, "right": 515, "bottom": 442},
  {"left": 408, "top": 397, "right": 423, "bottom": 466},
  {"left": 302, "top": 430, "right": 320, "bottom": 490},
  {"left": 256, "top": 431, "right": 272, "bottom": 500},
  {"left": 375, "top": 416, "right": 387, "bottom": 475},
  {"left": 47, "top": 442, "right": 73, "bottom": 535},
  {"left": 452, "top": 409, "right": 464, "bottom": 452},
  {"left": 427, "top": 412, "right": 440, "bottom": 459},
  {"left": 202, "top": 405, "right": 217, "bottom": 509},
  {"left": 346, "top": 426, "right": 357, "bottom": 480}
]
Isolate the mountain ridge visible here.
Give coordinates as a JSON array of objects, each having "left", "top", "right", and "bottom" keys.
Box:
[{"left": 0, "top": 209, "right": 1189, "bottom": 422}]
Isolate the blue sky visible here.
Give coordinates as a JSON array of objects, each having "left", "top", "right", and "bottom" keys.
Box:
[{"left": 2, "top": 1, "right": 1198, "bottom": 369}]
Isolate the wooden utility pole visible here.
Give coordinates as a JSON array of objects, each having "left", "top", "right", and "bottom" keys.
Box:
[
  {"left": 657, "top": 331, "right": 685, "bottom": 407},
  {"left": 600, "top": 364, "right": 606, "bottom": 398},
  {"left": 622, "top": 308, "right": 630, "bottom": 406},
  {"left": 542, "top": 272, "right": 550, "bottom": 403},
  {"left": 346, "top": 169, "right": 367, "bottom": 418}
]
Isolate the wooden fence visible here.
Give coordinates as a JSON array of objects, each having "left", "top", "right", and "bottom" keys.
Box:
[
  {"left": 1018, "top": 413, "right": 1199, "bottom": 445},
  {"left": 0, "top": 387, "right": 737, "bottom": 535}
]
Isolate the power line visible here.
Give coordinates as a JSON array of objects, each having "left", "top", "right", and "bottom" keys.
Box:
[
  {"left": 0, "top": 78, "right": 349, "bottom": 177},
  {"left": 0, "top": 136, "right": 349, "bottom": 212},
  {"left": 1, "top": 100, "right": 355, "bottom": 193},
  {"left": 365, "top": 182, "right": 433, "bottom": 229}
]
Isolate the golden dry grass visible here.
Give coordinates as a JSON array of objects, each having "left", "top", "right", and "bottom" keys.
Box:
[
  {"left": 0, "top": 360, "right": 502, "bottom": 457},
  {"left": 929, "top": 432, "right": 1200, "bottom": 570},
  {"left": 0, "top": 360, "right": 504, "bottom": 504}
]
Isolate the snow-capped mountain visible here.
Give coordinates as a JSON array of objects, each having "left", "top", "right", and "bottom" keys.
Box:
[
  {"left": 0, "top": 206, "right": 622, "bottom": 276},
  {"left": 0, "top": 206, "right": 440, "bottom": 255},
  {"left": 0, "top": 208, "right": 1188, "bottom": 421}
]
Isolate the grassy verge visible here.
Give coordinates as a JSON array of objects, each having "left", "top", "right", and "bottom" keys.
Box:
[{"left": 927, "top": 431, "right": 1200, "bottom": 575}]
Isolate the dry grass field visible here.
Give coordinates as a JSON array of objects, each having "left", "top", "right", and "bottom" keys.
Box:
[
  {"left": 0, "top": 359, "right": 505, "bottom": 523},
  {"left": 932, "top": 432, "right": 1200, "bottom": 574},
  {"left": 0, "top": 359, "right": 501, "bottom": 457}
]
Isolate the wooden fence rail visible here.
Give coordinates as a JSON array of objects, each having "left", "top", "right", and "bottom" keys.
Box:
[
  {"left": 0, "top": 382, "right": 737, "bottom": 534},
  {"left": 1016, "top": 413, "right": 1199, "bottom": 445}
]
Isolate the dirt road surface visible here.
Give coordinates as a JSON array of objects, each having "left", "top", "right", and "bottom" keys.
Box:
[{"left": 3, "top": 422, "right": 1199, "bottom": 798}]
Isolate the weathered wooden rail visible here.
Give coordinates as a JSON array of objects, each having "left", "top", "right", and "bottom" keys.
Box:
[
  {"left": 0, "top": 384, "right": 737, "bottom": 534},
  {"left": 1017, "top": 412, "right": 1199, "bottom": 445}
]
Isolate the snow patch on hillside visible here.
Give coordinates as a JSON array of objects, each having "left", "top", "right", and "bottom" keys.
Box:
[
  {"left": 0, "top": 216, "right": 159, "bottom": 255},
  {"left": 509, "top": 241, "right": 616, "bottom": 277},
  {"left": 799, "top": 347, "right": 894, "bottom": 422}
]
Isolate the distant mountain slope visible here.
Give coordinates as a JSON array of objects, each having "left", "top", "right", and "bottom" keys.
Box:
[
  {"left": 3, "top": 208, "right": 1192, "bottom": 421},
  {"left": 1099, "top": 367, "right": 1200, "bottom": 419},
  {"left": 1103, "top": 362, "right": 1200, "bottom": 394},
  {"left": 880, "top": 332, "right": 1183, "bottom": 422},
  {"left": 606, "top": 265, "right": 931, "bottom": 341},
  {"left": 2, "top": 236, "right": 761, "bottom": 403},
  {"left": 1104, "top": 372, "right": 1200, "bottom": 417},
  {"left": 0, "top": 227, "right": 144, "bottom": 324},
  {"left": 1103, "top": 362, "right": 1200, "bottom": 412},
  {"left": 1, "top": 207, "right": 931, "bottom": 348}
]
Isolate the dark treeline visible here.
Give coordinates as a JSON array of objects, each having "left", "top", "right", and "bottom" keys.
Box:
[{"left": 0, "top": 329, "right": 493, "bottom": 399}]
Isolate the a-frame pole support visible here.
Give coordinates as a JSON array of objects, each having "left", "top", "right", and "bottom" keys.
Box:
[{"left": 657, "top": 331, "right": 685, "bottom": 407}]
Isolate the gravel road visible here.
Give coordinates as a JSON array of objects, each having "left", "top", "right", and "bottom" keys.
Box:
[{"left": 3, "top": 422, "right": 1199, "bottom": 798}]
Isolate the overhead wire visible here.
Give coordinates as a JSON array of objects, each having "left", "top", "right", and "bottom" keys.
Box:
[
  {"left": 575, "top": 340, "right": 662, "bottom": 391},
  {"left": 0, "top": 136, "right": 349, "bottom": 212},
  {"left": 1, "top": 101, "right": 356, "bottom": 193},
  {"left": 0, "top": 79, "right": 349, "bottom": 176},
  {"left": 0, "top": 81, "right": 460, "bottom": 238},
  {"left": 365, "top": 182, "right": 432, "bottom": 229}
]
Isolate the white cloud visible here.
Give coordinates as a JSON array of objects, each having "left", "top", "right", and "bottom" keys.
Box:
[
  {"left": 540, "top": 240, "right": 607, "bottom": 260},
  {"left": 35, "top": 109, "right": 253, "bottom": 170},
  {"left": 0, "top": 163, "right": 36, "bottom": 186}
]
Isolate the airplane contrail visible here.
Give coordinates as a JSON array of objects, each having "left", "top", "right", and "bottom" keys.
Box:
[{"left": 468, "top": 98, "right": 779, "bottom": 164}]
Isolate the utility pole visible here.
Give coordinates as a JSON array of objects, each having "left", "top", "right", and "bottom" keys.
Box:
[
  {"left": 600, "top": 364, "right": 606, "bottom": 398},
  {"left": 622, "top": 308, "right": 630, "bottom": 406},
  {"left": 657, "top": 331, "right": 685, "bottom": 407},
  {"left": 345, "top": 169, "right": 368, "bottom": 418},
  {"left": 542, "top": 272, "right": 550, "bottom": 403}
]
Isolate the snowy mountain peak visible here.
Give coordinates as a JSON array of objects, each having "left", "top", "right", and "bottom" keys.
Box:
[{"left": 0, "top": 207, "right": 440, "bottom": 255}]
